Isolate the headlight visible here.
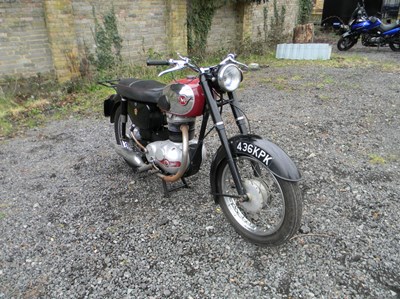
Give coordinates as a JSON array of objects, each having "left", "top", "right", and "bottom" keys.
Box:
[{"left": 217, "top": 64, "right": 242, "bottom": 92}]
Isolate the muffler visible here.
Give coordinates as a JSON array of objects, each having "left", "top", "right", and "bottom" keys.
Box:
[{"left": 112, "top": 143, "right": 152, "bottom": 172}]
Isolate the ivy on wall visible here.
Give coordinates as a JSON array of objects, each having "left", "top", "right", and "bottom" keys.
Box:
[
  {"left": 298, "top": 0, "right": 313, "bottom": 24},
  {"left": 268, "top": 0, "right": 286, "bottom": 45},
  {"left": 187, "top": 1, "right": 217, "bottom": 57},
  {"left": 238, "top": 0, "right": 287, "bottom": 55},
  {"left": 92, "top": 6, "right": 123, "bottom": 71},
  {"left": 187, "top": 0, "right": 269, "bottom": 57}
]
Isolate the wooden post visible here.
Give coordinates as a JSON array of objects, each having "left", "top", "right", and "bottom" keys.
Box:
[{"left": 293, "top": 23, "right": 314, "bottom": 43}]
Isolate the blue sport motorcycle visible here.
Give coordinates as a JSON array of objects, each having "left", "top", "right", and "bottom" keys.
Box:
[{"left": 337, "top": 1, "right": 400, "bottom": 52}]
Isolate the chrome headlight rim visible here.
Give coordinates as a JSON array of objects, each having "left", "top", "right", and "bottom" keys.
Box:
[{"left": 217, "top": 64, "right": 243, "bottom": 92}]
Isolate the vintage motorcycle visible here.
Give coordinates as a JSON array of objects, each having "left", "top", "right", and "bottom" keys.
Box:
[
  {"left": 337, "top": 1, "right": 400, "bottom": 51},
  {"left": 101, "top": 53, "right": 302, "bottom": 247}
]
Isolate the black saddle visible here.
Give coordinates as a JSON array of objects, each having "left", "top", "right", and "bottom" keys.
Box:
[
  {"left": 116, "top": 78, "right": 165, "bottom": 104},
  {"left": 379, "top": 22, "right": 399, "bottom": 32}
]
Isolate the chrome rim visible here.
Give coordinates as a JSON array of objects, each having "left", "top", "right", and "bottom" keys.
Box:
[
  {"left": 116, "top": 113, "right": 133, "bottom": 147},
  {"left": 220, "top": 156, "right": 285, "bottom": 235}
]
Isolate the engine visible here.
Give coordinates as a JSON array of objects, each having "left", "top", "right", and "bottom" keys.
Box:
[
  {"left": 362, "top": 34, "right": 384, "bottom": 46},
  {"left": 145, "top": 139, "right": 205, "bottom": 174},
  {"left": 146, "top": 140, "right": 186, "bottom": 174},
  {"left": 132, "top": 78, "right": 207, "bottom": 175}
]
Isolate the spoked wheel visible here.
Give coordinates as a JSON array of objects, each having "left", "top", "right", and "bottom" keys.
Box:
[
  {"left": 337, "top": 36, "right": 357, "bottom": 51},
  {"left": 216, "top": 154, "right": 302, "bottom": 247},
  {"left": 113, "top": 105, "right": 142, "bottom": 168},
  {"left": 114, "top": 105, "right": 132, "bottom": 146}
]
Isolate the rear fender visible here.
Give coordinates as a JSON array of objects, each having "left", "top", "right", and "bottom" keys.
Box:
[
  {"left": 210, "top": 134, "right": 301, "bottom": 202},
  {"left": 104, "top": 94, "right": 121, "bottom": 123},
  {"left": 383, "top": 27, "right": 400, "bottom": 36}
]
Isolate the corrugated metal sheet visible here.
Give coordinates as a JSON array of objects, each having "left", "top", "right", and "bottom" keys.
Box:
[{"left": 276, "top": 44, "right": 332, "bottom": 60}]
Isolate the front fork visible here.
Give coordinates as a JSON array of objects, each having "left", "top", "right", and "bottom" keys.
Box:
[
  {"left": 228, "top": 92, "right": 248, "bottom": 135},
  {"left": 200, "top": 75, "right": 247, "bottom": 197}
]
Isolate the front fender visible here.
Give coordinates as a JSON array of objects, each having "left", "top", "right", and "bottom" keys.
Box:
[
  {"left": 342, "top": 31, "right": 351, "bottom": 38},
  {"left": 210, "top": 134, "right": 301, "bottom": 201},
  {"left": 342, "top": 31, "right": 360, "bottom": 39}
]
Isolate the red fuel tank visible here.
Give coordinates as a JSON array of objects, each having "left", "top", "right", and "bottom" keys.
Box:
[{"left": 161, "top": 77, "right": 206, "bottom": 117}]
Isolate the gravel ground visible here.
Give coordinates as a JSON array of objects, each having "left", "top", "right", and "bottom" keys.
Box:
[{"left": 1, "top": 44, "right": 399, "bottom": 298}]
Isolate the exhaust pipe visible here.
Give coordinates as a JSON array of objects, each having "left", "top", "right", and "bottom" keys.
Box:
[
  {"left": 112, "top": 143, "right": 152, "bottom": 172},
  {"left": 157, "top": 124, "right": 189, "bottom": 183}
]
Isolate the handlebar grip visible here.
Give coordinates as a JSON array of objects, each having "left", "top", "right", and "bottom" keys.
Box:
[{"left": 146, "top": 59, "right": 170, "bottom": 66}]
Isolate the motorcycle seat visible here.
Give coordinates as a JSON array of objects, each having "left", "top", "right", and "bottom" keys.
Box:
[
  {"left": 116, "top": 78, "right": 165, "bottom": 104},
  {"left": 379, "top": 23, "right": 399, "bottom": 32}
]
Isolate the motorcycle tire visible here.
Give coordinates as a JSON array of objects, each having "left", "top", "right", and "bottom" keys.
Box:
[
  {"left": 113, "top": 104, "right": 143, "bottom": 169},
  {"left": 389, "top": 41, "right": 400, "bottom": 52},
  {"left": 114, "top": 104, "right": 132, "bottom": 145},
  {"left": 215, "top": 154, "right": 302, "bottom": 247},
  {"left": 337, "top": 36, "right": 357, "bottom": 51}
]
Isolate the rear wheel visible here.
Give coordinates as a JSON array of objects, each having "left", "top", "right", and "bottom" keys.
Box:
[
  {"left": 337, "top": 36, "right": 357, "bottom": 51},
  {"left": 389, "top": 39, "right": 400, "bottom": 52},
  {"left": 113, "top": 105, "right": 143, "bottom": 169},
  {"left": 215, "top": 154, "right": 302, "bottom": 247},
  {"left": 114, "top": 105, "right": 133, "bottom": 146}
]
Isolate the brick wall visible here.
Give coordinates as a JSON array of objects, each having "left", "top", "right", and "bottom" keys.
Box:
[
  {"left": 0, "top": 0, "right": 53, "bottom": 78},
  {"left": 72, "top": 0, "right": 170, "bottom": 65},
  {"left": 251, "top": 0, "right": 300, "bottom": 43},
  {"left": 44, "top": 0, "right": 80, "bottom": 82},
  {"left": 0, "top": 0, "right": 299, "bottom": 81},
  {"left": 313, "top": 0, "right": 324, "bottom": 14},
  {"left": 207, "top": 0, "right": 299, "bottom": 52},
  {"left": 206, "top": 3, "right": 239, "bottom": 52}
]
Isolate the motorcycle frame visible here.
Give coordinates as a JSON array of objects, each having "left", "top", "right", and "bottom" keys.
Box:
[
  {"left": 105, "top": 62, "right": 302, "bottom": 202},
  {"left": 114, "top": 72, "right": 249, "bottom": 198}
]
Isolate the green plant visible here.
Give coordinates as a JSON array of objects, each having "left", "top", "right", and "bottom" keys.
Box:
[
  {"left": 237, "top": 37, "right": 266, "bottom": 56},
  {"left": 369, "top": 154, "right": 386, "bottom": 165},
  {"left": 267, "top": 0, "right": 287, "bottom": 46},
  {"left": 263, "top": 6, "right": 269, "bottom": 42},
  {"left": 187, "top": 0, "right": 268, "bottom": 58},
  {"left": 92, "top": 6, "right": 123, "bottom": 71},
  {"left": 298, "top": 0, "right": 313, "bottom": 24},
  {"left": 237, "top": 0, "right": 289, "bottom": 55},
  {"left": 187, "top": 1, "right": 219, "bottom": 58}
]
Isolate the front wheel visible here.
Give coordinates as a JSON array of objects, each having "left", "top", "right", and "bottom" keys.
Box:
[
  {"left": 216, "top": 154, "right": 302, "bottom": 247},
  {"left": 337, "top": 36, "right": 357, "bottom": 51}
]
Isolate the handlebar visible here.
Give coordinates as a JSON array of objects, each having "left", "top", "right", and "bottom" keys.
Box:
[
  {"left": 146, "top": 59, "right": 172, "bottom": 66},
  {"left": 146, "top": 53, "right": 247, "bottom": 77}
]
